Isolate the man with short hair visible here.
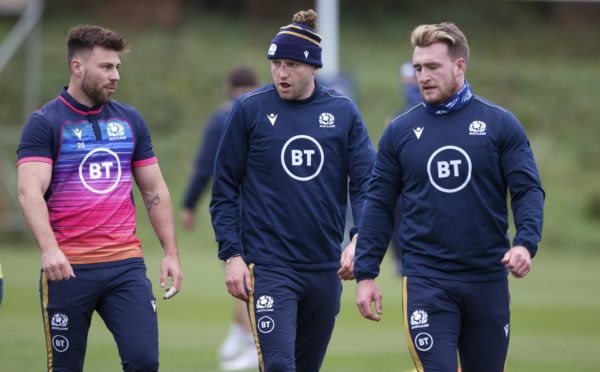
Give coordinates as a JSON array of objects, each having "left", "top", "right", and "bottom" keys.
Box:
[
  {"left": 17, "top": 24, "right": 182, "bottom": 371},
  {"left": 210, "top": 9, "right": 375, "bottom": 371},
  {"left": 354, "top": 22, "right": 544, "bottom": 372}
]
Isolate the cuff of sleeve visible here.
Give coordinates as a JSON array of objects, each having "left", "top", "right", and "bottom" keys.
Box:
[
  {"left": 355, "top": 273, "right": 377, "bottom": 282},
  {"left": 348, "top": 227, "right": 359, "bottom": 241},
  {"left": 218, "top": 245, "right": 241, "bottom": 261},
  {"left": 181, "top": 201, "right": 195, "bottom": 210},
  {"left": 512, "top": 239, "right": 538, "bottom": 258},
  {"left": 17, "top": 156, "right": 53, "bottom": 166},
  {"left": 132, "top": 156, "right": 158, "bottom": 168},
  {"left": 225, "top": 254, "right": 241, "bottom": 264}
]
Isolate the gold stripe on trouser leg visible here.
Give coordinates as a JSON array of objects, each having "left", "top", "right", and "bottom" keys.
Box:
[
  {"left": 248, "top": 264, "right": 264, "bottom": 371},
  {"left": 41, "top": 272, "right": 53, "bottom": 372},
  {"left": 403, "top": 276, "right": 424, "bottom": 372},
  {"left": 504, "top": 334, "right": 509, "bottom": 371}
]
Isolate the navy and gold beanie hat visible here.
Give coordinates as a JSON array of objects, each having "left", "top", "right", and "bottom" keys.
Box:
[{"left": 267, "top": 10, "right": 322, "bottom": 68}]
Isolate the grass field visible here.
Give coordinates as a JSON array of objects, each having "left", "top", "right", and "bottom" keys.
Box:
[{"left": 1, "top": 225, "right": 599, "bottom": 371}]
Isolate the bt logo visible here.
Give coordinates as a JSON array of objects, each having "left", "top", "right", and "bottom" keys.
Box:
[
  {"left": 437, "top": 159, "right": 462, "bottom": 178},
  {"left": 257, "top": 316, "right": 275, "bottom": 334},
  {"left": 89, "top": 162, "right": 115, "bottom": 179},
  {"left": 427, "top": 146, "right": 472, "bottom": 193},
  {"left": 281, "top": 135, "right": 324, "bottom": 181},
  {"left": 414, "top": 332, "right": 433, "bottom": 352},
  {"left": 78, "top": 148, "right": 122, "bottom": 194},
  {"left": 52, "top": 335, "right": 69, "bottom": 352},
  {"left": 291, "top": 149, "right": 316, "bottom": 166}
]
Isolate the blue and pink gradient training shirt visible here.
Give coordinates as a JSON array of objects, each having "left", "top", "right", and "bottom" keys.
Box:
[{"left": 17, "top": 88, "right": 157, "bottom": 265}]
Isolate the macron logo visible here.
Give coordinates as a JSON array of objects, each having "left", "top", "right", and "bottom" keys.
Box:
[
  {"left": 413, "top": 127, "right": 424, "bottom": 140},
  {"left": 73, "top": 128, "right": 83, "bottom": 140},
  {"left": 304, "top": 50, "right": 309, "bottom": 59},
  {"left": 267, "top": 113, "right": 278, "bottom": 126}
]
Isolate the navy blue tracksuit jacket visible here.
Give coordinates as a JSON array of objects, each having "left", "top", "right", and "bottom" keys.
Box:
[
  {"left": 211, "top": 82, "right": 375, "bottom": 269},
  {"left": 355, "top": 95, "right": 544, "bottom": 281}
]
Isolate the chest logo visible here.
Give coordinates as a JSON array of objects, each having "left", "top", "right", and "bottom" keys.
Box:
[
  {"left": 319, "top": 112, "right": 335, "bottom": 128},
  {"left": 427, "top": 145, "right": 472, "bottom": 193},
  {"left": 413, "top": 127, "right": 424, "bottom": 140},
  {"left": 281, "top": 135, "right": 324, "bottom": 181},
  {"left": 79, "top": 147, "right": 122, "bottom": 194},
  {"left": 107, "top": 121, "right": 126, "bottom": 140},
  {"left": 469, "top": 120, "right": 487, "bottom": 135},
  {"left": 267, "top": 113, "right": 278, "bottom": 126}
]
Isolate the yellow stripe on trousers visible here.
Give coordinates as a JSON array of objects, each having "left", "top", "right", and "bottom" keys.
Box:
[
  {"left": 248, "top": 264, "right": 264, "bottom": 372},
  {"left": 41, "top": 272, "right": 53, "bottom": 372},
  {"left": 403, "top": 276, "right": 424, "bottom": 372}
]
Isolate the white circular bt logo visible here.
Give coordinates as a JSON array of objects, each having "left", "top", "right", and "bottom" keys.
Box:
[
  {"left": 426, "top": 145, "right": 471, "bottom": 193},
  {"left": 78, "top": 147, "right": 122, "bottom": 194},
  {"left": 280, "top": 135, "right": 324, "bottom": 181}
]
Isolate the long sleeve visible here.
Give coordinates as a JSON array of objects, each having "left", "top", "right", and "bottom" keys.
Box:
[
  {"left": 209, "top": 101, "right": 248, "bottom": 261},
  {"left": 346, "top": 103, "right": 376, "bottom": 237},
  {"left": 500, "top": 112, "right": 545, "bottom": 257},
  {"left": 354, "top": 124, "right": 403, "bottom": 281}
]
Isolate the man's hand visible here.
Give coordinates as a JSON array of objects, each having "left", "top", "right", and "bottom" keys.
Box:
[
  {"left": 180, "top": 208, "right": 195, "bottom": 231},
  {"left": 225, "top": 256, "right": 252, "bottom": 302},
  {"left": 160, "top": 253, "right": 183, "bottom": 300},
  {"left": 338, "top": 235, "right": 357, "bottom": 280},
  {"left": 356, "top": 279, "right": 383, "bottom": 321},
  {"left": 501, "top": 245, "right": 532, "bottom": 278},
  {"left": 41, "top": 247, "right": 75, "bottom": 281}
]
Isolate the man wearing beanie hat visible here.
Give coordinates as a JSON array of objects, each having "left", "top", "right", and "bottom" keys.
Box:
[{"left": 211, "top": 9, "right": 375, "bottom": 372}]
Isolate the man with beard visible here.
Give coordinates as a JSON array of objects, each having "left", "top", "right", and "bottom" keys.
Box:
[
  {"left": 17, "top": 25, "right": 182, "bottom": 371},
  {"left": 210, "top": 9, "right": 375, "bottom": 371},
  {"left": 354, "top": 22, "right": 544, "bottom": 371}
]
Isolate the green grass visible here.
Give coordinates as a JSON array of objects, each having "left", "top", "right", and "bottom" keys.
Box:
[{"left": 2, "top": 234, "right": 600, "bottom": 371}]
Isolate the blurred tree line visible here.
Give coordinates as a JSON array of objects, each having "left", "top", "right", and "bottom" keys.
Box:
[{"left": 44, "top": 0, "right": 600, "bottom": 30}]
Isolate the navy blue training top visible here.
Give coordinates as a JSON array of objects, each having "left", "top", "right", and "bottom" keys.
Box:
[
  {"left": 210, "top": 82, "right": 376, "bottom": 270},
  {"left": 355, "top": 96, "right": 545, "bottom": 282}
]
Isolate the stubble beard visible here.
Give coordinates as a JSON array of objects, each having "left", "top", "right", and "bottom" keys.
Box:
[{"left": 81, "top": 74, "right": 114, "bottom": 105}]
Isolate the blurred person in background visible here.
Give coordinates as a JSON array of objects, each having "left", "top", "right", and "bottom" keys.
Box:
[
  {"left": 17, "top": 24, "right": 182, "bottom": 372},
  {"left": 399, "top": 62, "right": 422, "bottom": 114},
  {"left": 180, "top": 66, "right": 259, "bottom": 371},
  {"left": 354, "top": 22, "right": 544, "bottom": 372},
  {"left": 210, "top": 9, "right": 375, "bottom": 372}
]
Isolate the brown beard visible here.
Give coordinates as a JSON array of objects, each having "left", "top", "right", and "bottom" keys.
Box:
[{"left": 81, "top": 74, "right": 114, "bottom": 105}]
